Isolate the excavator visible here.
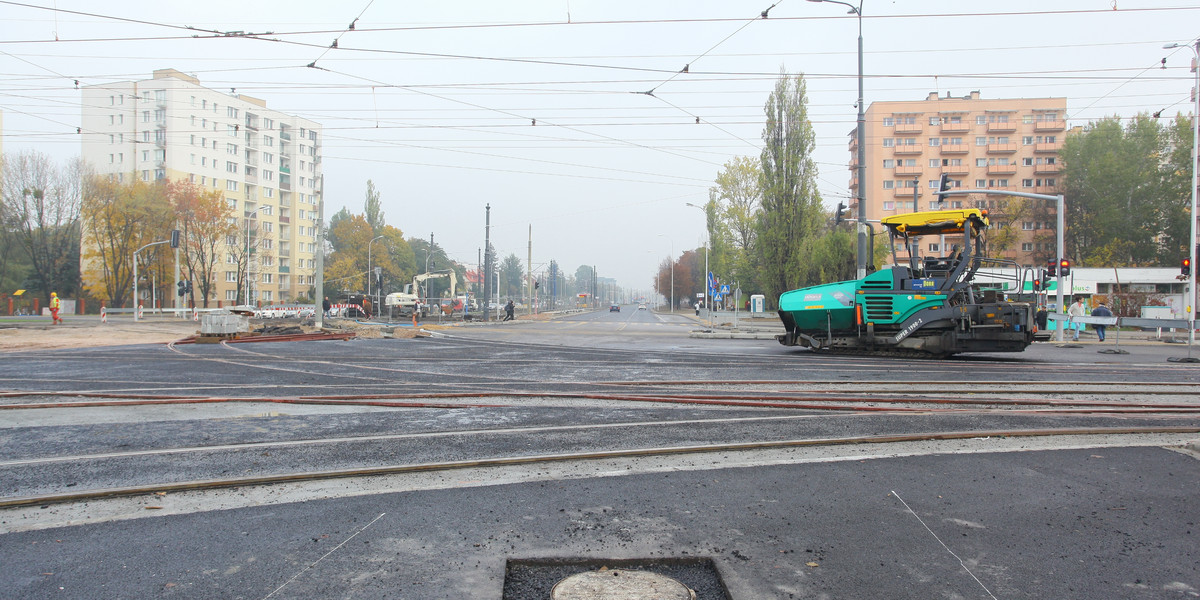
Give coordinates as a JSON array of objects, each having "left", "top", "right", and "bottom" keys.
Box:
[
  {"left": 776, "top": 208, "right": 1036, "bottom": 357},
  {"left": 384, "top": 270, "right": 458, "bottom": 315}
]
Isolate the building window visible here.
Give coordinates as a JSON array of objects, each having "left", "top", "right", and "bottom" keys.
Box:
[
  {"left": 927, "top": 137, "right": 940, "bottom": 147},
  {"left": 260, "top": 205, "right": 272, "bottom": 216},
  {"left": 227, "top": 143, "right": 238, "bottom": 155},
  {"left": 882, "top": 117, "right": 895, "bottom": 126},
  {"left": 227, "top": 180, "right": 238, "bottom": 191},
  {"left": 883, "top": 180, "right": 894, "bottom": 189},
  {"left": 264, "top": 135, "right": 274, "bottom": 147},
  {"left": 882, "top": 201, "right": 895, "bottom": 211},
  {"left": 225, "top": 290, "right": 237, "bottom": 301},
  {"left": 929, "top": 116, "right": 940, "bottom": 126},
  {"left": 264, "top": 187, "right": 274, "bottom": 198},
  {"left": 975, "top": 179, "right": 986, "bottom": 188},
  {"left": 975, "top": 136, "right": 986, "bottom": 146},
  {"left": 883, "top": 159, "right": 895, "bottom": 168},
  {"left": 1022, "top": 179, "right": 1034, "bottom": 187},
  {"left": 226, "top": 271, "right": 237, "bottom": 282},
  {"left": 882, "top": 138, "right": 894, "bottom": 147},
  {"left": 976, "top": 115, "right": 986, "bottom": 125}
]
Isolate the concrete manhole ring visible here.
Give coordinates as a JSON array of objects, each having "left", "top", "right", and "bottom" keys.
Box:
[{"left": 551, "top": 568, "right": 696, "bottom": 599}]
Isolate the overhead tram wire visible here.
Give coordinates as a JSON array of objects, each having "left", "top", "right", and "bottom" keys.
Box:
[
  {"left": 306, "top": 66, "right": 728, "bottom": 168},
  {"left": 4, "top": 2, "right": 1197, "bottom": 42},
  {"left": 306, "top": 0, "right": 376, "bottom": 69}
]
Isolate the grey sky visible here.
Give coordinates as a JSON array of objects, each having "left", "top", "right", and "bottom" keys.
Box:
[{"left": 2, "top": 1, "right": 1197, "bottom": 295}]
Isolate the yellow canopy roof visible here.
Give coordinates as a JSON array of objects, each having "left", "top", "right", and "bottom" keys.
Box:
[{"left": 881, "top": 209, "right": 989, "bottom": 236}]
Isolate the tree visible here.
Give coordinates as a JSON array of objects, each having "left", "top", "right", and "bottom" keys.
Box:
[
  {"left": 364, "top": 180, "right": 385, "bottom": 233},
  {"left": 755, "top": 71, "right": 823, "bottom": 299},
  {"left": 1061, "top": 114, "right": 1186, "bottom": 266},
  {"left": 80, "top": 175, "right": 172, "bottom": 308},
  {"left": 2, "top": 151, "right": 84, "bottom": 304},
  {"left": 499, "top": 254, "right": 524, "bottom": 299},
  {"left": 325, "top": 214, "right": 375, "bottom": 295},
  {"left": 167, "top": 180, "right": 235, "bottom": 307}
]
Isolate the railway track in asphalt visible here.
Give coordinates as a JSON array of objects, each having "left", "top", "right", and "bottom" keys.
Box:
[{"left": 3, "top": 382, "right": 1199, "bottom": 510}]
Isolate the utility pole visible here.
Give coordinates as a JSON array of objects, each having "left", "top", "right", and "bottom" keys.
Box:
[
  {"left": 424, "top": 232, "right": 434, "bottom": 302},
  {"left": 527, "top": 225, "right": 533, "bottom": 316},
  {"left": 483, "top": 204, "right": 491, "bottom": 322},
  {"left": 314, "top": 184, "right": 326, "bottom": 328}
]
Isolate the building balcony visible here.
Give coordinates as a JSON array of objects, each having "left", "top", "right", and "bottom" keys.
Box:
[
  {"left": 894, "top": 122, "right": 922, "bottom": 134},
  {"left": 987, "top": 163, "right": 1018, "bottom": 175},
  {"left": 279, "top": 166, "right": 290, "bottom": 174},
  {"left": 280, "top": 180, "right": 291, "bottom": 191},
  {"left": 1034, "top": 163, "right": 1061, "bottom": 174},
  {"left": 1035, "top": 186, "right": 1059, "bottom": 195},
  {"left": 280, "top": 131, "right": 292, "bottom": 141},
  {"left": 938, "top": 144, "right": 969, "bottom": 154},
  {"left": 986, "top": 143, "right": 1017, "bottom": 154},
  {"left": 892, "top": 144, "right": 923, "bottom": 155},
  {"left": 941, "top": 164, "right": 970, "bottom": 175},
  {"left": 986, "top": 121, "right": 1016, "bottom": 132},
  {"left": 279, "top": 215, "right": 290, "bottom": 223},
  {"left": 893, "top": 187, "right": 921, "bottom": 197},
  {"left": 1034, "top": 120, "right": 1066, "bottom": 131},
  {"left": 278, "top": 266, "right": 289, "bottom": 273},
  {"left": 895, "top": 165, "right": 923, "bottom": 175},
  {"left": 245, "top": 172, "right": 257, "bottom": 184},
  {"left": 1035, "top": 142, "right": 1063, "bottom": 153},
  {"left": 279, "top": 247, "right": 290, "bottom": 257},
  {"left": 939, "top": 122, "right": 970, "bottom": 133}
]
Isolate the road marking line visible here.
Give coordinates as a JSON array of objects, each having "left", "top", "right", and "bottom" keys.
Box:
[{"left": 891, "top": 490, "right": 999, "bottom": 600}]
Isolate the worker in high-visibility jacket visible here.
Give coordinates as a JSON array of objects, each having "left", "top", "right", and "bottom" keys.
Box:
[{"left": 50, "top": 292, "right": 63, "bottom": 325}]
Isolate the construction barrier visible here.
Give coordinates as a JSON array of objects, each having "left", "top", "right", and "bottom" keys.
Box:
[{"left": 100, "top": 306, "right": 107, "bottom": 324}]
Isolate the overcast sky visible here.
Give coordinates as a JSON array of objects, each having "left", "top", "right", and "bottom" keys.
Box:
[{"left": 2, "top": 1, "right": 1198, "bottom": 296}]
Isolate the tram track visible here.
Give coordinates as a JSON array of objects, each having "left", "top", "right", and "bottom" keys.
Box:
[{"left": 3, "top": 425, "right": 1198, "bottom": 510}]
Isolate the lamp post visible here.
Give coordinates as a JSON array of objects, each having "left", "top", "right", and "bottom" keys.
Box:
[
  {"left": 809, "top": 0, "right": 866, "bottom": 278},
  {"left": 133, "top": 239, "right": 170, "bottom": 322},
  {"left": 1164, "top": 41, "right": 1199, "bottom": 345},
  {"left": 657, "top": 235, "right": 673, "bottom": 313},
  {"left": 685, "top": 202, "right": 712, "bottom": 327},
  {"left": 243, "top": 205, "right": 263, "bottom": 307},
  {"left": 367, "top": 234, "right": 385, "bottom": 315}
]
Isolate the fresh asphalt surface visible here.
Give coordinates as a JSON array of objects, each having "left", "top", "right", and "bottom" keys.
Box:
[{"left": 2, "top": 307, "right": 1199, "bottom": 599}]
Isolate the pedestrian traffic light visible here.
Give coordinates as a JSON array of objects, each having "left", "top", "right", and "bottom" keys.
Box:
[
  {"left": 1184, "top": 257, "right": 1193, "bottom": 276},
  {"left": 1046, "top": 258, "right": 1057, "bottom": 278},
  {"left": 834, "top": 201, "right": 848, "bottom": 225},
  {"left": 177, "top": 281, "right": 186, "bottom": 296},
  {"left": 1059, "top": 258, "right": 1071, "bottom": 277}
]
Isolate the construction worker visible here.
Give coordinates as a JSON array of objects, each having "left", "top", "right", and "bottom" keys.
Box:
[{"left": 50, "top": 292, "right": 63, "bottom": 325}]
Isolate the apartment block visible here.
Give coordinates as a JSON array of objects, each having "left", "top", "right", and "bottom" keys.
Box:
[
  {"left": 850, "top": 91, "right": 1067, "bottom": 265},
  {"left": 81, "top": 68, "right": 323, "bottom": 306}
]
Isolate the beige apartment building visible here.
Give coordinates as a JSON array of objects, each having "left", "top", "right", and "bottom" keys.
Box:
[
  {"left": 850, "top": 91, "right": 1067, "bottom": 266},
  {"left": 81, "top": 69, "right": 322, "bottom": 306}
]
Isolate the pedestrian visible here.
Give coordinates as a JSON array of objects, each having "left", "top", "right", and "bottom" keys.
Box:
[
  {"left": 695, "top": 301, "right": 701, "bottom": 317},
  {"left": 50, "top": 292, "right": 63, "bottom": 325},
  {"left": 1067, "top": 298, "right": 1087, "bottom": 341},
  {"left": 414, "top": 300, "right": 422, "bottom": 322},
  {"left": 362, "top": 296, "right": 373, "bottom": 319},
  {"left": 322, "top": 296, "right": 332, "bottom": 318},
  {"left": 1035, "top": 305, "right": 1048, "bottom": 332},
  {"left": 1090, "top": 302, "right": 1114, "bottom": 342},
  {"left": 504, "top": 300, "right": 515, "bottom": 321}
]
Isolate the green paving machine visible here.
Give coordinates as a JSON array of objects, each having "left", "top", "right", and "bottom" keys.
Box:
[{"left": 777, "top": 208, "right": 1036, "bottom": 357}]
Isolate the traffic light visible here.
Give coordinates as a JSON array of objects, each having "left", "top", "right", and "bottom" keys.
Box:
[
  {"left": 170, "top": 229, "right": 181, "bottom": 249},
  {"left": 1046, "top": 258, "right": 1057, "bottom": 278},
  {"left": 1184, "top": 257, "right": 1193, "bottom": 276},
  {"left": 834, "top": 201, "right": 847, "bottom": 225},
  {"left": 534, "top": 279, "right": 540, "bottom": 290},
  {"left": 177, "top": 281, "right": 186, "bottom": 297},
  {"left": 1059, "top": 258, "right": 1071, "bottom": 277},
  {"left": 186, "top": 281, "right": 192, "bottom": 294},
  {"left": 937, "top": 173, "right": 952, "bottom": 196},
  {"left": 1032, "top": 274, "right": 1042, "bottom": 292}
]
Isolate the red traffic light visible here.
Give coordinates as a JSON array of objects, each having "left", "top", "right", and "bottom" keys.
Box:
[
  {"left": 1059, "top": 258, "right": 1071, "bottom": 277},
  {"left": 1184, "top": 257, "right": 1193, "bottom": 276}
]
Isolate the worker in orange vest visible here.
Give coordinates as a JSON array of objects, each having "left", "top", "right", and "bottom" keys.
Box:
[{"left": 50, "top": 292, "right": 63, "bottom": 324}]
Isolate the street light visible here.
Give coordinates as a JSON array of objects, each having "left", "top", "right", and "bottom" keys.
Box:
[
  {"left": 133, "top": 238, "right": 170, "bottom": 321},
  {"left": 367, "top": 234, "right": 385, "bottom": 316},
  {"left": 657, "top": 235, "right": 673, "bottom": 313},
  {"left": 809, "top": 0, "right": 866, "bottom": 279},
  {"left": 1164, "top": 41, "right": 1199, "bottom": 345},
  {"left": 243, "top": 205, "right": 263, "bottom": 307},
  {"left": 685, "top": 202, "right": 711, "bottom": 327}
]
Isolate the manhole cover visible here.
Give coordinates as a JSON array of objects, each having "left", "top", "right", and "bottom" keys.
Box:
[{"left": 552, "top": 569, "right": 695, "bottom": 600}]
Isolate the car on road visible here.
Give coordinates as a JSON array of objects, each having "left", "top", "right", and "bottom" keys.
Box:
[
  {"left": 638, "top": 303, "right": 647, "bottom": 310},
  {"left": 610, "top": 304, "right": 620, "bottom": 312}
]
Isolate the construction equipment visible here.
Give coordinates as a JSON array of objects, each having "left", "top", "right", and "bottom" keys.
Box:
[
  {"left": 385, "top": 270, "right": 458, "bottom": 314},
  {"left": 776, "top": 208, "right": 1035, "bottom": 357}
]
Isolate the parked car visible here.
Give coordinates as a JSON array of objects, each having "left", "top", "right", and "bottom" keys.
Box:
[{"left": 638, "top": 303, "right": 647, "bottom": 310}]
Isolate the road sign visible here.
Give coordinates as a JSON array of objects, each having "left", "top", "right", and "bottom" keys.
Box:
[
  {"left": 713, "top": 293, "right": 723, "bottom": 302},
  {"left": 720, "top": 284, "right": 730, "bottom": 294}
]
